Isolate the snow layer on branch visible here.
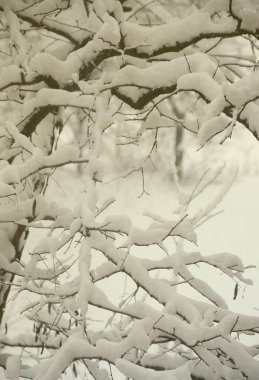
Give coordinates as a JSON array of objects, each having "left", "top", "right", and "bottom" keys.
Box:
[
  {"left": 33, "top": 236, "right": 60, "bottom": 255},
  {"left": 77, "top": 238, "right": 92, "bottom": 315},
  {"left": 0, "top": 253, "right": 18, "bottom": 275},
  {"left": 6, "top": 355, "right": 21, "bottom": 380},
  {"left": 119, "top": 217, "right": 196, "bottom": 248},
  {"left": 29, "top": 52, "right": 82, "bottom": 86},
  {"left": 199, "top": 114, "right": 230, "bottom": 144},
  {"left": 123, "top": 11, "right": 237, "bottom": 55},
  {"left": 0, "top": 146, "right": 81, "bottom": 188},
  {"left": 204, "top": 0, "right": 229, "bottom": 14},
  {"left": 102, "top": 214, "right": 132, "bottom": 233},
  {"left": 224, "top": 70, "right": 259, "bottom": 108},
  {"left": 0, "top": 162, "right": 20, "bottom": 184},
  {"left": 89, "top": 282, "right": 120, "bottom": 312},
  {"left": 116, "top": 359, "right": 192, "bottom": 380},
  {"left": 28, "top": 12, "right": 120, "bottom": 85},
  {"left": 0, "top": 198, "right": 34, "bottom": 223},
  {"left": 177, "top": 72, "right": 222, "bottom": 101},
  {"left": 203, "top": 94, "right": 226, "bottom": 121},
  {"left": 241, "top": 102, "right": 259, "bottom": 137},
  {"left": 140, "top": 354, "right": 187, "bottom": 372},
  {"left": 36, "top": 88, "right": 95, "bottom": 109},
  {"left": 4, "top": 121, "right": 35, "bottom": 154},
  {"left": 0, "top": 229, "right": 22, "bottom": 276},
  {"left": 178, "top": 266, "right": 227, "bottom": 308},
  {"left": 203, "top": 336, "right": 259, "bottom": 380},
  {"left": 240, "top": 8, "right": 259, "bottom": 32},
  {"left": 0, "top": 147, "right": 84, "bottom": 200},
  {"left": 0, "top": 183, "right": 16, "bottom": 197},
  {"left": 4, "top": 6, "right": 30, "bottom": 65},
  {"left": 0, "top": 64, "right": 21, "bottom": 89},
  {"left": 93, "top": 260, "right": 117, "bottom": 279},
  {"left": 25, "top": 0, "right": 90, "bottom": 43},
  {"left": 139, "top": 250, "right": 246, "bottom": 297},
  {"left": 33, "top": 336, "right": 95, "bottom": 380},
  {"left": 96, "top": 318, "right": 153, "bottom": 362},
  {"left": 112, "top": 53, "right": 225, "bottom": 106}
]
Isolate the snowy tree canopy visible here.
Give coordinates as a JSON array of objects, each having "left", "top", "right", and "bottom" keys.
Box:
[{"left": 0, "top": 0, "right": 259, "bottom": 379}]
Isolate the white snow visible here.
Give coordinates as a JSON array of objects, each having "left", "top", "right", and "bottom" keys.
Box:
[
  {"left": 116, "top": 359, "right": 192, "bottom": 380},
  {"left": 6, "top": 355, "right": 21, "bottom": 380},
  {"left": 198, "top": 114, "right": 230, "bottom": 144}
]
